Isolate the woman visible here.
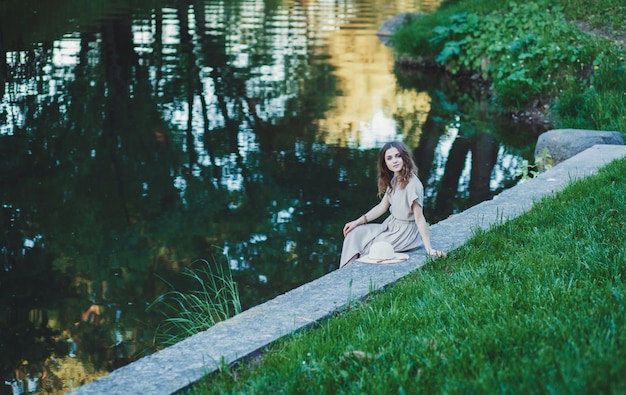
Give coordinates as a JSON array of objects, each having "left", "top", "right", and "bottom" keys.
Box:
[{"left": 340, "top": 141, "right": 445, "bottom": 268}]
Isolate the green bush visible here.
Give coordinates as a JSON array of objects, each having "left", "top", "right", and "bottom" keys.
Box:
[
  {"left": 392, "top": 0, "right": 626, "bottom": 129},
  {"left": 428, "top": 3, "right": 595, "bottom": 109}
]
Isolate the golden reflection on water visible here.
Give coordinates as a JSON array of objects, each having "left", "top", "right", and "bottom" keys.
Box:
[{"left": 308, "top": 0, "right": 442, "bottom": 148}]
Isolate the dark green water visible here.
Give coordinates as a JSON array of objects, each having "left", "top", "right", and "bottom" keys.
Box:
[{"left": 0, "top": 0, "right": 544, "bottom": 391}]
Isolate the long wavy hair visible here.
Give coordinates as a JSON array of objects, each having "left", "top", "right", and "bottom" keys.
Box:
[{"left": 377, "top": 141, "right": 418, "bottom": 196}]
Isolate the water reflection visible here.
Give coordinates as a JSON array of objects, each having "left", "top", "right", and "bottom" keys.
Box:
[
  {"left": 1, "top": 0, "right": 542, "bottom": 392},
  {"left": 394, "top": 68, "right": 544, "bottom": 223}
]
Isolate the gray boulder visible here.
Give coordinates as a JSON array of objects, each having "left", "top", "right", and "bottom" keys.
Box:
[
  {"left": 377, "top": 12, "right": 426, "bottom": 46},
  {"left": 534, "top": 128, "right": 624, "bottom": 169}
]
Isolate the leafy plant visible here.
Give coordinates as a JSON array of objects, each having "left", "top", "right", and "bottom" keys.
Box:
[
  {"left": 392, "top": 0, "right": 626, "bottom": 129},
  {"left": 428, "top": 2, "right": 596, "bottom": 110},
  {"left": 147, "top": 257, "right": 242, "bottom": 348},
  {"left": 515, "top": 147, "right": 553, "bottom": 181}
]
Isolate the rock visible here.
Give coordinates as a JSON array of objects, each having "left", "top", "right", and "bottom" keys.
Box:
[
  {"left": 534, "top": 129, "right": 624, "bottom": 169},
  {"left": 377, "top": 12, "right": 426, "bottom": 46}
]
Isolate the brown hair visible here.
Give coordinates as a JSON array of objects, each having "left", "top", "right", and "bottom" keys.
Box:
[{"left": 377, "top": 141, "right": 418, "bottom": 196}]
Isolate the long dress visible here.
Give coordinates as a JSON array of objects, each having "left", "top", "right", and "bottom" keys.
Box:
[{"left": 339, "top": 173, "right": 425, "bottom": 268}]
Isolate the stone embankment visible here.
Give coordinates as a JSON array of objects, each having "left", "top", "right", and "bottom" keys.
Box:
[{"left": 70, "top": 141, "right": 626, "bottom": 395}]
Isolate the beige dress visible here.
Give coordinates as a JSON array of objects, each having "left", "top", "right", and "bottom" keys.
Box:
[{"left": 339, "top": 174, "right": 424, "bottom": 268}]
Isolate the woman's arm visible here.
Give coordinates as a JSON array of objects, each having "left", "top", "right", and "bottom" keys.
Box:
[
  {"left": 412, "top": 201, "right": 446, "bottom": 257},
  {"left": 342, "top": 194, "right": 390, "bottom": 237}
]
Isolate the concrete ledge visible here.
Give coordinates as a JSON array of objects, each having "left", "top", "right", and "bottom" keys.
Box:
[{"left": 71, "top": 144, "right": 626, "bottom": 395}]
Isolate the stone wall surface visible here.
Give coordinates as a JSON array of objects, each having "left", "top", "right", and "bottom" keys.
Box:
[{"left": 70, "top": 144, "right": 626, "bottom": 395}]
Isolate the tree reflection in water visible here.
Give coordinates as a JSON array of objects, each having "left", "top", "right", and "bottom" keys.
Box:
[{"left": 0, "top": 0, "right": 543, "bottom": 391}]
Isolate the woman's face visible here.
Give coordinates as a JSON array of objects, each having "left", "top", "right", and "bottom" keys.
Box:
[{"left": 384, "top": 147, "right": 403, "bottom": 174}]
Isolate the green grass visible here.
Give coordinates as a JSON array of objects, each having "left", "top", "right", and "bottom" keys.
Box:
[
  {"left": 392, "top": 0, "right": 626, "bottom": 131},
  {"left": 146, "top": 258, "right": 241, "bottom": 348},
  {"left": 186, "top": 158, "right": 626, "bottom": 393},
  {"left": 559, "top": 0, "right": 626, "bottom": 30}
]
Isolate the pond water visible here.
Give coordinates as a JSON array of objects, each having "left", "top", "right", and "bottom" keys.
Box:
[{"left": 0, "top": 0, "right": 545, "bottom": 392}]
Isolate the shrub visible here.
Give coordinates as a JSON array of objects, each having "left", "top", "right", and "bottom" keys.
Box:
[{"left": 428, "top": 2, "right": 596, "bottom": 110}]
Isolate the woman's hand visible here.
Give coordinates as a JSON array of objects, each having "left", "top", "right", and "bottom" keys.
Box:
[
  {"left": 342, "top": 219, "right": 361, "bottom": 237},
  {"left": 426, "top": 248, "right": 447, "bottom": 258}
]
